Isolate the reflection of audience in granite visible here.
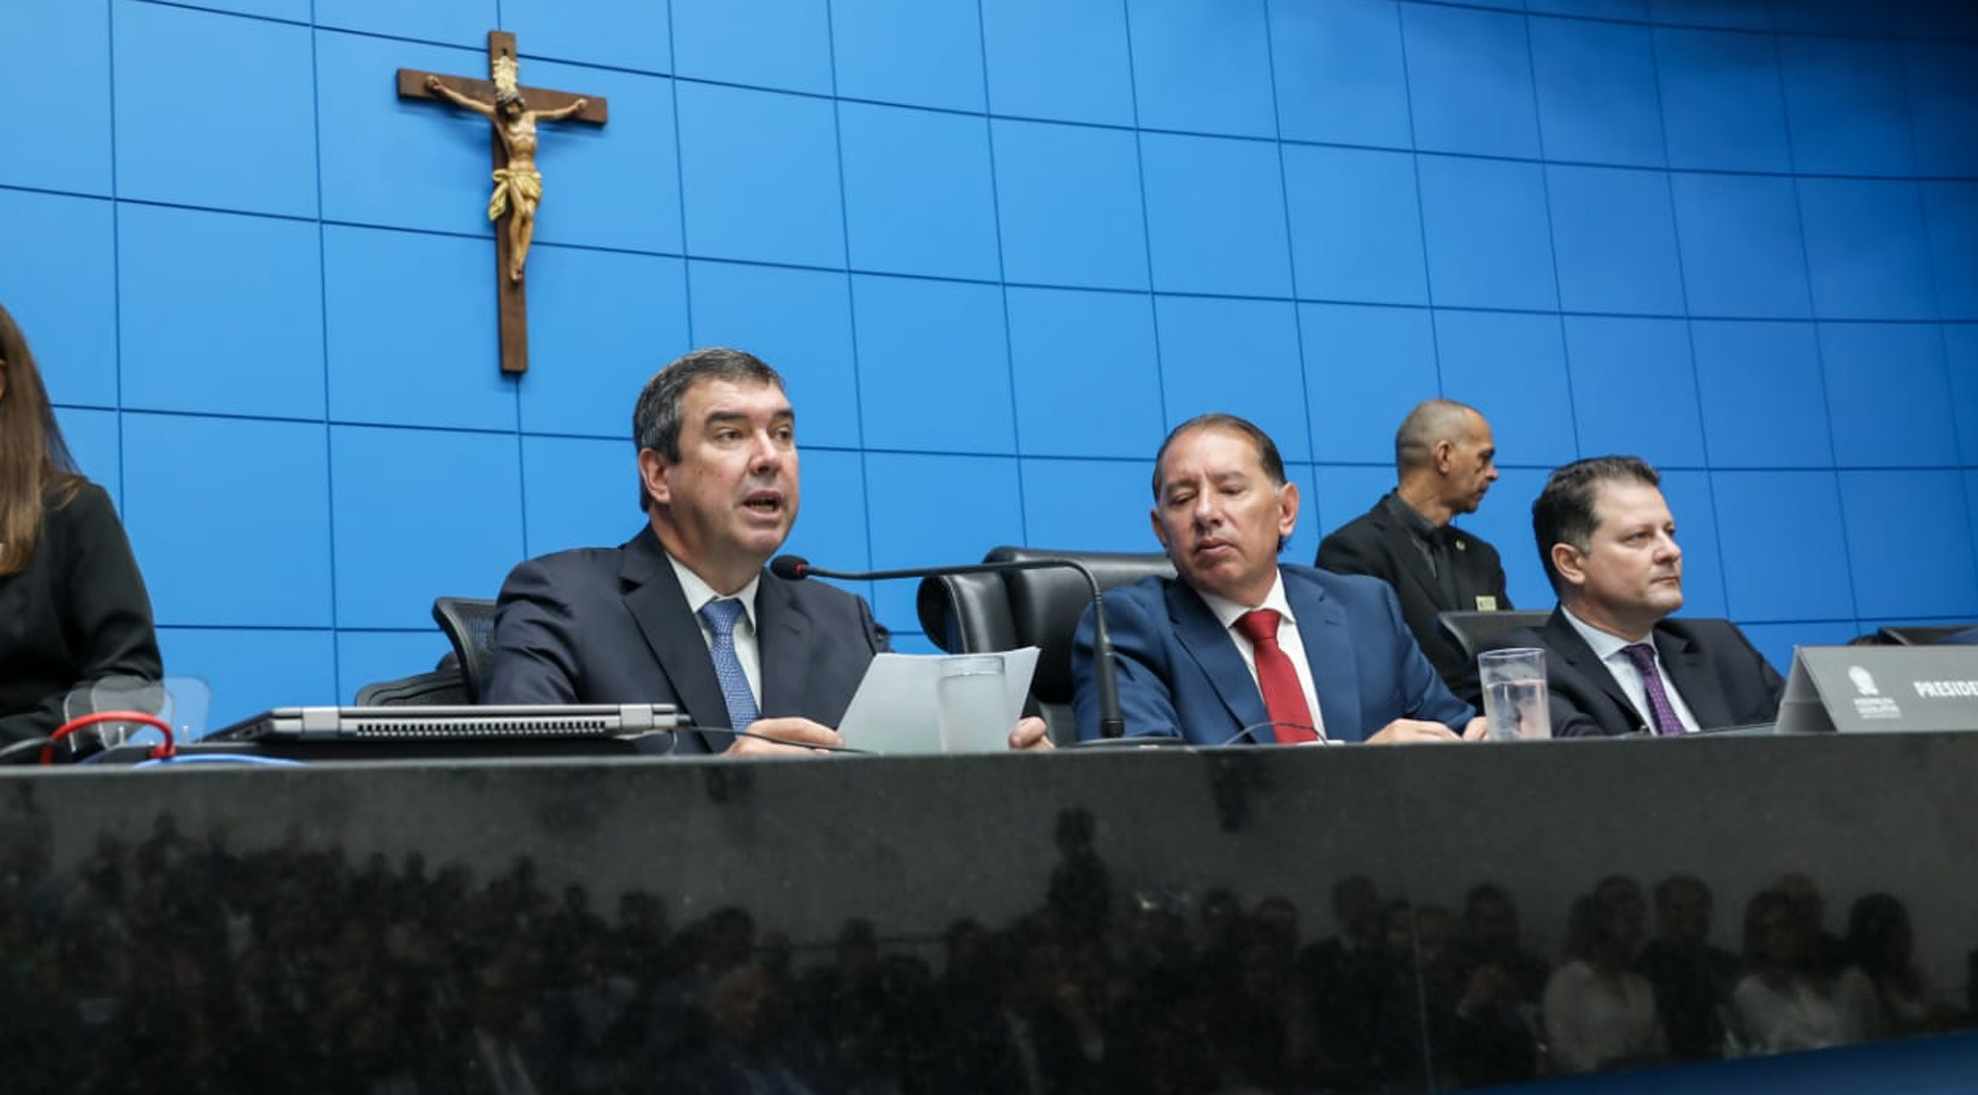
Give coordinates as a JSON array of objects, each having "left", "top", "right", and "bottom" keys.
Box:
[
  {"left": 1972, "top": 944, "right": 1978, "bottom": 1025},
  {"left": 664, "top": 961, "right": 825, "bottom": 1095},
  {"left": 616, "top": 888, "right": 672, "bottom": 991},
  {"left": 1118, "top": 891, "right": 1193, "bottom": 987},
  {"left": 1253, "top": 894, "right": 1299, "bottom": 958},
  {"left": 1450, "top": 884, "right": 1546, "bottom": 1084},
  {"left": 544, "top": 936, "right": 642, "bottom": 1093},
  {"left": 1045, "top": 807, "right": 1110, "bottom": 948},
  {"left": 1353, "top": 897, "right": 1423, "bottom": 1082},
  {"left": 1732, "top": 887, "right": 1847, "bottom": 1055},
  {"left": 1835, "top": 892, "right": 1954, "bottom": 1042},
  {"left": 1773, "top": 871, "right": 1849, "bottom": 979},
  {"left": 1366, "top": 902, "right": 1541, "bottom": 1090},
  {"left": 1195, "top": 887, "right": 1245, "bottom": 980},
  {"left": 454, "top": 941, "right": 552, "bottom": 1094},
  {"left": 1460, "top": 883, "right": 1549, "bottom": 1010},
  {"left": 6, "top": 810, "right": 1978, "bottom": 1094},
  {"left": 1107, "top": 893, "right": 1218, "bottom": 1094},
  {"left": 940, "top": 922, "right": 1109, "bottom": 1094},
  {"left": 1204, "top": 915, "right": 1317, "bottom": 1092},
  {"left": 1296, "top": 875, "right": 1387, "bottom": 1088},
  {"left": 1633, "top": 874, "right": 1738, "bottom": 1061},
  {"left": 1595, "top": 875, "right": 1649, "bottom": 953},
  {"left": 800, "top": 919, "right": 910, "bottom": 1091},
  {"left": 1542, "top": 882, "right": 1666, "bottom": 1073}
]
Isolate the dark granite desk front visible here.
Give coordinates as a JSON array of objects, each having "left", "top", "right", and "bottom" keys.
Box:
[{"left": 0, "top": 732, "right": 1972, "bottom": 1092}]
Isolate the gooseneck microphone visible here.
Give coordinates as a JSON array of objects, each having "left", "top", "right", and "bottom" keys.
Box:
[{"left": 770, "top": 554, "right": 1127, "bottom": 738}]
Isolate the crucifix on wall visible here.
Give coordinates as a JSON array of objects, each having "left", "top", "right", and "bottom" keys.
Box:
[{"left": 398, "top": 31, "right": 608, "bottom": 375}]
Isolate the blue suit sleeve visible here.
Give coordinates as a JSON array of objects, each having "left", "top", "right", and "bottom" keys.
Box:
[
  {"left": 1379, "top": 581, "right": 1475, "bottom": 729},
  {"left": 1071, "top": 588, "right": 1184, "bottom": 741}
]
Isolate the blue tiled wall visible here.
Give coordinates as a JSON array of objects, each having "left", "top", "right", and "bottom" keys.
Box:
[{"left": 3, "top": 0, "right": 1974, "bottom": 724}]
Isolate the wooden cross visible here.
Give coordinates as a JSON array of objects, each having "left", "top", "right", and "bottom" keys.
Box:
[{"left": 398, "top": 31, "right": 608, "bottom": 375}]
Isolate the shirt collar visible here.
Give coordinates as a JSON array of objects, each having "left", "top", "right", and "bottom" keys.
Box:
[
  {"left": 1197, "top": 569, "right": 1296, "bottom": 633},
  {"left": 1383, "top": 490, "right": 1442, "bottom": 542},
  {"left": 666, "top": 551, "right": 761, "bottom": 632},
  {"left": 1561, "top": 604, "right": 1644, "bottom": 663}
]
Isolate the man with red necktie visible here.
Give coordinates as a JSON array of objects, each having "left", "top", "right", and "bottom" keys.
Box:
[{"left": 1071, "top": 413, "right": 1483, "bottom": 746}]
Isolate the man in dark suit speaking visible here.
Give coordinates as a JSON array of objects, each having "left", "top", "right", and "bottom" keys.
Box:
[
  {"left": 485, "top": 347, "right": 1048, "bottom": 755},
  {"left": 1502, "top": 456, "right": 1783, "bottom": 737},
  {"left": 1316, "top": 399, "right": 1513, "bottom": 703},
  {"left": 1071, "top": 413, "right": 1481, "bottom": 745}
]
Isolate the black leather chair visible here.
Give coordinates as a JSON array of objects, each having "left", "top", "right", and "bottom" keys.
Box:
[
  {"left": 1437, "top": 609, "right": 1551, "bottom": 660},
  {"left": 1877, "top": 624, "right": 1978, "bottom": 646},
  {"left": 432, "top": 597, "right": 499, "bottom": 701},
  {"left": 917, "top": 546, "right": 1173, "bottom": 741}
]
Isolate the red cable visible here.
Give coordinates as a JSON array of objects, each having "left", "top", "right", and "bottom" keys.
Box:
[{"left": 42, "top": 710, "right": 175, "bottom": 766}]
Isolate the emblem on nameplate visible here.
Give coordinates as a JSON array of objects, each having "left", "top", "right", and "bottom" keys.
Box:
[{"left": 1847, "top": 665, "right": 1902, "bottom": 719}]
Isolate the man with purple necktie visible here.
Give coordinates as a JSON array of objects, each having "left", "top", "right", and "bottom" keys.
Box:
[{"left": 1492, "top": 456, "right": 1784, "bottom": 737}]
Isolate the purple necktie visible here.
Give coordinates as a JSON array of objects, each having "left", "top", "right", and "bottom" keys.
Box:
[{"left": 1620, "top": 643, "right": 1683, "bottom": 736}]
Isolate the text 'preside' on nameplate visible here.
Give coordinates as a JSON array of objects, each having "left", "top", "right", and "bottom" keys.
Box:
[{"left": 1776, "top": 645, "right": 1978, "bottom": 734}]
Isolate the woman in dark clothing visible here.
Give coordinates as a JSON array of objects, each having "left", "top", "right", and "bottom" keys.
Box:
[{"left": 0, "top": 298, "right": 162, "bottom": 746}]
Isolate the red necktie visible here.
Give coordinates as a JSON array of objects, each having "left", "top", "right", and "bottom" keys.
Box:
[{"left": 1235, "top": 609, "right": 1317, "bottom": 743}]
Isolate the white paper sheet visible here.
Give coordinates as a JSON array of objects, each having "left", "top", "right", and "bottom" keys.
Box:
[{"left": 838, "top": 648, "right": 1040, "bottom": 754}]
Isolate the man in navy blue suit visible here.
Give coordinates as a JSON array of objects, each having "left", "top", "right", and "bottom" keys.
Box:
[
  {"left": 486, "top": 347, "right": 1049, "bottom": 755},
  {"left": 1071, "top": 413, "right": 1481, "bottom": 745}
]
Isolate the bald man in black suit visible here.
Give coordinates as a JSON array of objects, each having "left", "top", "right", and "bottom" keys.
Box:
[{"left": 1318, "top": 400, "right": 1512, "bottom": 704}]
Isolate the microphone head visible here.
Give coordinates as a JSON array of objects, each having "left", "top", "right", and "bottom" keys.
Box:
[{"left": 769, "top": 555, "right": 810, "bottom": 581}]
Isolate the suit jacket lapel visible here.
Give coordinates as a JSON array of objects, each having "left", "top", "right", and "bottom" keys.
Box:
[
  {"left": 1372, "top": 509, "right": 1444, "bottom": 609},
  {"left": 1284, "top": 573, "right": 1359, "bottom": 742},
  {"left": 1165, "top": 581, "right": 1273, "bottom": 744},
  {"left": 1542, "top": 608, "right": 1641, "bottom": 730},
  {"left": 620, "top": 531, "right": 731, "bottom": 748},
  {"left": 1655, "top": 625, "right": 1732, "bottom": 729},
  {"left": 754, "top": 574, "right": 811, "bottom": 718}
]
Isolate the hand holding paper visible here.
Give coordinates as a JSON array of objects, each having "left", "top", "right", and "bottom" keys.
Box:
[{"left": 838, "top": 648, "right": 1041, "bottom": 754}]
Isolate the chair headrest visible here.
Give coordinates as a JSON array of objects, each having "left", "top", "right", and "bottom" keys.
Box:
[
  {"left": 915, "top": 571, "right": 1018, "bottom": 655},
  {"left": 432, "top": 597, "right": 499, "bottom": 700},
  {"left": 986, "top": 546, "right": 1173, "bottom": 704},
  {"left": 1436, "top": 609, "right": 1551, "bottom": 658}
]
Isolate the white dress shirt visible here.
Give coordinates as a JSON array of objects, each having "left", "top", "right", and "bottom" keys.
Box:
[
  {"left": 1195, "top": 571, "right": 1328, "bottom": 742},
  {"left": 1561, "top": 607, "right": 1702, "bottom": 735},
  {"left": 668, "top": 553, "right": 763, "bottom": 706},
  {"left": 1542, "top": 960, "right": 1665, "bottom": 1073}
]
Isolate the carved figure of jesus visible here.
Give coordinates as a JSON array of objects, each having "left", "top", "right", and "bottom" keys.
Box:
[{"left": 425, "top": 73, "right": 587, "bottom": 283}]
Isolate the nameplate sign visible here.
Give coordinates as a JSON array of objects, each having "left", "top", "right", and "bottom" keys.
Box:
[{"left": 1777, "top": 645, "right": 1978, "bottom": 734}]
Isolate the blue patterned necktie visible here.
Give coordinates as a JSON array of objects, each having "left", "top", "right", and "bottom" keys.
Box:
[{"left": 697, "top": 599, "right": 759, "bottom": 730}]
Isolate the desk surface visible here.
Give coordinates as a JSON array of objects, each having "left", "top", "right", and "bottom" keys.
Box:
[{"left": 2, "top": 732, "right": 1973, "bottom": 1092}]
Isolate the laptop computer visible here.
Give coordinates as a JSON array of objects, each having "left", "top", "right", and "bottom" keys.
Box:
[{"left": 205, "top": 703, "right": 684, "bottom": 743}]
